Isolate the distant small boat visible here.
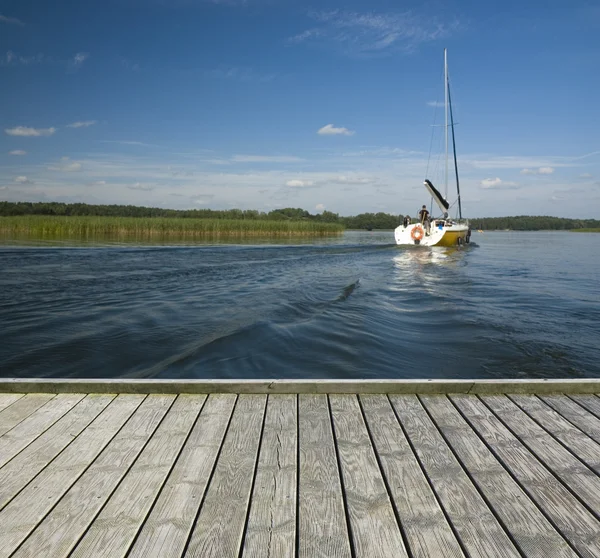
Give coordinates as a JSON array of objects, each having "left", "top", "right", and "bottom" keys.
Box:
[{"left": 395, "top": 49, "right": 470, "bottom": 247}]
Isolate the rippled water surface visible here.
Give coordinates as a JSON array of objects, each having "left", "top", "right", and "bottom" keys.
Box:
[{"left": 1, "top": 231, "right": 599, "bottom": 379}]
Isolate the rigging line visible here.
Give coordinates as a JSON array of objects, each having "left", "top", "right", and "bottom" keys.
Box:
[
  {"left": 425, "top": 62, "right": 445, "bottom": 180},
  {"left": 447, "top": 74, "right": 462, "bottom": 219}
]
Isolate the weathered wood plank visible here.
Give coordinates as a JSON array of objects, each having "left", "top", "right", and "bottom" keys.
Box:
[
  {"left": 0, "top": 394, "right": 55, "bottom": 437},
  {"left": 360, "top": 394, "right": 464, "bottom": 558},
  {"left": 452, "top": 394, "right": 600, "bottom": 558},
  {"left": 0, "top": 394, "right": 144, "bottom": 558},
  {"left": 127, "top": 394, "right": 236, "bottom": 558},
  {"left": 184, "top": 394, "right": 266, "bottom": 558},
  {"left": 242, "top": 394, "right": 297, "bottom": 558},
  {"left": 482, "top": 395, "right": 600, "bottom": 513},
  {"left": 330, "top": 394, "right": 407, "bottom": 558},
  {"left": 70, "top": 394, "right": 205, "bottom": 558},
  {"left": 0, "top": 393, "right": 24, "bottom": 414},
  {"left": 510, "top": 395, "right": 600, "bottom": 473},
  {"left": 541, "top": 395, "right": 600, "bottom": 444},
  {"left": 0, "top": 393, "right": 85, "bottom": 468},
  {"left": 569, "top": 395, "right": 600, "bottom": 419},
  {"left": 390, "top": 395, "right": 520, "bottom": 558},
  {"left": 421, "top": 395, "right": 575, "bottom": 557},
  {"left": 298, "top": 394, "right": 352, "bottom": 558},
  {"left": 12, "top": 395, "right": 175, "bottom": 558},
  {"left": 0, "top": 394, "right": 114, "bottom": 511}
]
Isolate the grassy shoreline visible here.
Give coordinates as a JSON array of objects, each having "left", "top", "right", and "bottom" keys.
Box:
[{"left": 0, "top": 215, "right": 344, "bottom": 237}]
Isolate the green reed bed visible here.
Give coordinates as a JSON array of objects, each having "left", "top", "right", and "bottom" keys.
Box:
[{"left": 0, "top": 215, "right": 344, "bottom": 237}]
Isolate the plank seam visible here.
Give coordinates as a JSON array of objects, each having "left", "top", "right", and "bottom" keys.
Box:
[
  {"left": 446, "top": 395, "right": 585, "bottom": 557},
  {"left": 0, "top": 394, "right": 58, "bottom": 439},
  {"left": 8, "top": 394, "right": 147, "bottom": 557},
  {"left": 0, "top": 394, "right": 118, "bottom": 514},
  {"left": 415, "top": 395, "right": 527, "bottom": 558},
  {"left": 122, "top": 394, "right": 210, "bottom": 557},
  {"left": 0, "top": 394, "right": 25, "bottom": 414},
  {"left": 0, "top": 394, "right": 87, "bottom": 471},
  {"left": 565, "top": 394, "right": 600, "bottom": 420},
  {"left": 386, "top": 394, "right": 470, "bottom": 558},
  {"left": 506, "top": 394, "right": 600, "bottom": 479},
  {"left": 356, "top": 395, "right": 414, "bottom": 558},
  {"left": 539, "top": 395, "right": 600, "bottom": 445},
  {"left": 477, "top": 395, "right": 600, "bottom": 523},
  {"left": 237, "top": 394, "right": 269, "bottom": 558},
  {"left": 179, "top": 394, "right": 240, "bottom": 558},
  {"left": 326, "top": 394, "right": 357, "bottom": 558},
  {"left": 294, "top": 393, "right": 300, "bottom": 558}
]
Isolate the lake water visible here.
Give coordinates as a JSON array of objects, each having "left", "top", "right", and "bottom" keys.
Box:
[{"left": 1, "top": 231, "right": 599, "bottom": 380}]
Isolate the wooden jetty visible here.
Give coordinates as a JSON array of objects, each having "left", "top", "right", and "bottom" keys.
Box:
[{"left": 1, "top": 379, "right": 600, "bottom": 557}]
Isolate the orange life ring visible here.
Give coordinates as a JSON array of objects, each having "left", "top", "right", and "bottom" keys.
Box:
[{"left": 411, "top": 225, "right": 424, "bottom": 241}]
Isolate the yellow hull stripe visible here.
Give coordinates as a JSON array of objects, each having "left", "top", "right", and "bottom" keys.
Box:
[{"left": 434, "top": 230, "right": 468, "bottom": 247}]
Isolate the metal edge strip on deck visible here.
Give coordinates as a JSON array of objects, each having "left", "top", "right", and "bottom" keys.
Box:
[{"left": 1, "top": 378, "right": 600, "bottom": 394}]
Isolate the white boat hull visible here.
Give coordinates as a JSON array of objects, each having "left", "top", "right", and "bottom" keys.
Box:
[{"left": 395, "top": 222, "right": 470, "bottom": 247}]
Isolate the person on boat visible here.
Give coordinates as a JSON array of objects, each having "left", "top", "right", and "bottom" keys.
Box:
[
  {"left": 418, "top": 205, "right": 431, "bottom": 235},
  {"left": 402, "top": 215, "right": 411, "bottom": 228}
]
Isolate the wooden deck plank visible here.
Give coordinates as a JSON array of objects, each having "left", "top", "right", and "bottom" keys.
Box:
[
  {"left": 242, "top": 394, "right": 297, "bottom": 558},
  {"left": 482, "top": 395, "right": 600, "bottom": 514},
  {"left": 70, "top": 394, "right": 205, "bottom": 558},
  {"left": 0, "top": 394, "right": 114, "bottom": 511},
  {"left": 0, "top": 394, "right": 144, "bottom": 558},
  {"left": 541, "top": 395, "right": 600, "bottom": 444},
  {"left": 0, "top": 393, "right": 85, "bottom": 468},
  {"left": 0, "top": 394, "right": 55, "bottom": 437},
  {"left": 12, "top": 395, "right": 175, "bottom": 558},
  {"left": 127, "top": 394, "right": 236, "bottom": 558},
  {"left": 421, "top": 395, "right": 575, "bottom": 558},
  {"left": 184, "top": 394, "right": 266, "bottom": 558},
  {"left": 360, "top": 394, "right": 465, "bottom": 558},
  {"left": 298, "top": 394, "right": 352, "bottom": 558},
  {"left": 330, "top": 394, "right": 407, "bottom": 558},
  {"left": 0, "top": 393, "right": 24, "bottom": 414},
  {"left": 452, "top": 394, "right": 600, "bottom": 558},
  {"left": 389, "top": 395, "right": 520, "bottom": 558},
  {"left": 510, "top": 395, "right": 600, "bottom": 473},
  {"left": 569, "top": 395, "right": 600, "bottom": 419}
]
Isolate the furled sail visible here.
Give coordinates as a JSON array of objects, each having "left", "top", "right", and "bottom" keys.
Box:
[{"left": 424, "top": 179, "right": 449, "bottom": 215}]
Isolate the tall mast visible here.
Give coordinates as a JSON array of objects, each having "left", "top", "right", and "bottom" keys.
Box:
[
  {"left": 444, "top": 48, "right": 448, "bottom": 200},
  {"left": 448, "top": 77, "right": 462, "bottom": 219}
]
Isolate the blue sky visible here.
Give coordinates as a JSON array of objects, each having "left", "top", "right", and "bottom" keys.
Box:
[{"left": 1, "top": 0, "right": 599, "bottom": 217}]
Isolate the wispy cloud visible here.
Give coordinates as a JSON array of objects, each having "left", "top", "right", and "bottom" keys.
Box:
[
  {"left": 67, "top": 120, "right": 97, "bottom": 128},
  {"left": 315, "top": 203, "right": 326, "bottom": 211},
  {"left": 0, "top": 14, "right": 24, "bottom": 26},
  {"left": 579, "top": 173, "right": 593, "bottom": 179},
  {"left": 69, "top": 52, "right": 89, "bottom": 71},
  {"left": 5, "top": 126, "right": 56, "bottom": 137},
  {"left": 427, "top": 101, "right": 445, "bottom": 108},
  {"left": 289, "top": 11, "right": 459, "bottom": 55},
  {"left": 521, "top": 166, "right": 554, "bottom": 175},
  {"left": 318, "top": 124, "right": 355, "bottom": 136},
  {"left": 331, "top": 175, "right": 374, "bottom": 184},
  {"left": 127, "top": 182, "right": 154, "bottom": 191},
  {"left": 286, "top": 179, "right": 316, "bottom": 188},
  {"left": 100, "top": 140, "right": 157, "bottom": 147},
  {"left": 208, "top": 66, "right": 275, "bottom": 83},
  {"left": 231, "top": 154, "right": 304, "bottom": 163},
  {"left": 1, "top": 51, "right": 44, "bottom": 66},
  {"left": 8, "top": 150, "right": 26, "bottom": 155},
  {"left": 480, "top": 177, "right": 520, "bottom": 189},
  {"left": 14, "top": 176, "right": 33, "bottom": 184},
  {"left": 48, "top": 157, "right": 83, "bottom": 172}
]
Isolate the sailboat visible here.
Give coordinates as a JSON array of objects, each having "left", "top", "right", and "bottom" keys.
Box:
[{"left": 395, "top": 49, "right": 471, "bottom": 247}]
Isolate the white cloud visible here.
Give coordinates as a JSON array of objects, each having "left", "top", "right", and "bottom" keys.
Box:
[
  {"left": 286, "top": 179, "right": 314, "bottom": 188},
  {"left": 521, "top": 166, "right": 555, "bottom": 175},
  {"left": 332, "top": 175, "right": 374, "bottom": 184},
  {"left": 14, "top": 176, "right": 33, "bottom": 184},
  {"left": 128, "top": 182, "right": 154, "bottom": 191},
  {"left": 231, "top": 155, "right": 304, "bottom": 163},
  {"left": 579, "top": 173, "right": 593, "bottom": 179},
  {"left": 0, "top": 186, "right": 7, "bottom": 191},
  {"left": 0, "top": 14, "right": 24, "bottom": 26},
  {"left": 480, "top": 177, "right": 520, "bottom": 189},
  {"left": 48, "top": 157, "right": 83, "bottom": 172},
  {"left": 9, "top": 150, "right": 27, "bottom": 155},
  {"left": 70, "top": 52, "right": 89, "bottom": 70},
  {"left": 67, "top": 120, "right": 97, "bottom": 128},
  {"left": 2, "top": 51, "right": 44, "bottom": 66},
  {"left": 317, "top": 124, "right": 355, "bottom": 136},
  {"left": 427, "top": 101, "right": 445, "bottom": 108},
  {"left": 289, "top": 11, "right": 459, "bottom": 55},
  {"left": 208, "top": 66, "right": 275, "bottom": 83},
  {"left": 5, "top": 126, "right": 56, "bottom": 137},
  {"left": 316, "top": 203, "right": 325, "bottom": 211},
  {"left": 87, "top": 181, "right": 106, "bottom": 186}
]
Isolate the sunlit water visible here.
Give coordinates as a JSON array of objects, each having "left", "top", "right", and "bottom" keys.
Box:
[{"left": 1, "top": 231, "right": 599, "bottom": 379}]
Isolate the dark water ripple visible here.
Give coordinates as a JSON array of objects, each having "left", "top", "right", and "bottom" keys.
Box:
[{"left": 1, "top": 231, "right": 599, "bottom": 379}]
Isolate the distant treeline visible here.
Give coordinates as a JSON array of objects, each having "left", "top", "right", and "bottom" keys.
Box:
[{"left": 0, "top": 202, "right": 598, "bottom": 231}]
